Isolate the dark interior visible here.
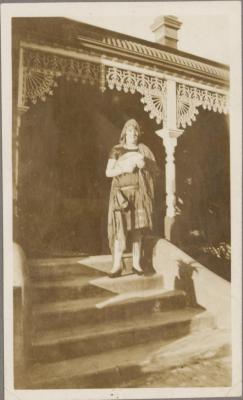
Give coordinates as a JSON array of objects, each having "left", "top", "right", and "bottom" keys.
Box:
[
  {"left": 175, "top": 109, "right": 230, "bottom": 244},
  {"left": 174, "top": 109, "right": 230, "bottom": 279},
  {"left": 17, "top": 79, "right": 165, "bottom": 257},
  {"left": 16, "top": 78, "right": 230, "bottom": 264}
]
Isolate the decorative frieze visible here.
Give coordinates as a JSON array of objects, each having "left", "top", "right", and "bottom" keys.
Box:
[
  {"left": 99, "top": 64, "right": 106, "bottom": 93},
  {"left": 22, "top": 49, "right": 100, "bottom": 105},
  {"left": 177, "top": 84, "right": 229, "bottom": 128},
  {"left": 106, "top": 66, "right": 167, "bottom": 124},
  {"left": 21, "top": 48, "right": 229, "bottom": 129}
]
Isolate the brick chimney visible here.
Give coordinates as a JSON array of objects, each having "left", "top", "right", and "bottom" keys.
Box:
[{"left": 151, "top": 15, "right": 182, "bottom": 49}]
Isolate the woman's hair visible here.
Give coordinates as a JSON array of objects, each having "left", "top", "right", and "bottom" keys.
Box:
[{"left": 119, "top": 119, "right": 142, "bottom": 145}]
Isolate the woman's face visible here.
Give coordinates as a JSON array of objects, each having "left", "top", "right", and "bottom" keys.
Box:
[{"left": 125, "top": 125, "right": 139, "bottom": 145}]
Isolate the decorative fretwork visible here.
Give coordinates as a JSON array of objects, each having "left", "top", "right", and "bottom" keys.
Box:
[
  {"left": 22, "top": 49, "right": 100, "bottom": 105},
  {"left": 99, "top": 64, "right": 106, "bottom": 93},
  {"left": 24, "top": 69, "right": 58, "bottom": 104},
  {"left": 21, "top": 48, "right": 230, "bottom": 128},
  {"left": 177, "top": 84, "right": 229, "bottom": 128},
  {"left": 106, "top": 67, "right": 167, "bottom": 124}
]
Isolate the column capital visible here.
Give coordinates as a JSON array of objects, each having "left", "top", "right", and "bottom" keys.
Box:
[{"left": 155, "top": 127, "right": 184, "bottom": 140}]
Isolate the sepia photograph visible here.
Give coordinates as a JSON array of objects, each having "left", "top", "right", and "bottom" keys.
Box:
[{"left": 1, "top": 1, "right": 242, "bottom": 399}]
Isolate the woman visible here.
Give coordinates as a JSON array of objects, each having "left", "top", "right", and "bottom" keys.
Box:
[{"left": 106, "top": 119, "right": 159, "bottom": 278}]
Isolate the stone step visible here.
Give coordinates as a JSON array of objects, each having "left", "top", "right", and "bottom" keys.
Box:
[
  {"left": 29, "top": 261, "right": 106, "bottom": 281},
  {"left": 32, "top": 290, "right": 186, "bottom": 331},
  {"left": 31, "top": 308, "right": 211, "bottom": 364},
  {"left": 22, "top": 310, "right": 214, "bottom": 389},
  {"left": 30, "top": 275, "right": 112, "bottom": 303},
  {"left": 90, "top": 272, "right": 164, "bottom": 294},
  {"left": 29, "top": 254, "right": 132, "bottom": 280},
  {"left": 22, "top": 338, "right": 171, "bottom": 389},
  {"left": 30, "top": 271, "right": 164, "bottom": 304}
]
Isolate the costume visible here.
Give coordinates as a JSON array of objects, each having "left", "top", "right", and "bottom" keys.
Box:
[{"left": 107, "top": 142, "right": 158, "bottom": 253}]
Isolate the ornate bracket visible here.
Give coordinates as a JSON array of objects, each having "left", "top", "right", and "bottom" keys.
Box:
[
  {"left": 21, "top": 48, "right": 100, "bottom": 105},
  {"left": 177, "top": 84, "right": 229, "bottom": 129},
  {"left": 23, "top": 68, "right": 58, "bottom": 104},
  {"left": 106, "top": 67, "right": 167, "bottom": 124}
]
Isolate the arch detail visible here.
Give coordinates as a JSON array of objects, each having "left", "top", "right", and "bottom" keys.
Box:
[
  {"left": 106, "top": 66, "right": 167, "bottom": 124},
  {"left": 177, "top": 83, "right": 229, "bottom": 129},
  {"left": 22, "top": 49, "right": 100, "bottom": 105}
]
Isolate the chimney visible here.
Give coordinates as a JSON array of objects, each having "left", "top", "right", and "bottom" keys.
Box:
[{"left": 151, "top": 15, "right": 182, "bottom": 49}]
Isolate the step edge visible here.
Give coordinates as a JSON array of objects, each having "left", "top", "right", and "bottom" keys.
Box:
[
  {"left": 31, "top": 272, "right": 164, "bottom": 289},
  {"left": 26, "top": 338, "right": 171, "bottom": 387},
  {"left": 32, "top": 290, "right": 186, "bottom": 316},
  {"left": 31, "top": 312, "right": 196, "bottom": 347}
]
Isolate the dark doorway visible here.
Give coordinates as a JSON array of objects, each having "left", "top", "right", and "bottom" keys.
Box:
[
  {"left": 174, "top": 109, "right": 230, "bottom": 279},
  {"left": 17, "top": 79, "right": 164, "bottom": 257}
]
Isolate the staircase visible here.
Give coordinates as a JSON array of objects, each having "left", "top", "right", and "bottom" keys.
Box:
[{"left": 15, "top": 255, "right": 215, "bottom": 389}]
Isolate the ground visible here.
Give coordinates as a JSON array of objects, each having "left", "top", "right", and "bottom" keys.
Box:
[
  {"left": 121, "top": 329, "right": 231, "bottom": 388},
  {"left": 124, "top": 355, "right": 231, "bottom": 388}
]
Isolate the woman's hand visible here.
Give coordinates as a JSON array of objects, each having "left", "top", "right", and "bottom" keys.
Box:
[
  {"left": 136, "top": 159, "right": 145, "bottom": 169},
  {"left": 122, "top": 162, "right": 136, "bottom": 173},
  {"left": 106, "top": 159, "right": 136, "bottom": 177}
]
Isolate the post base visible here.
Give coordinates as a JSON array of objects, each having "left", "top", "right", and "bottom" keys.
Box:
[{"left": 164, "top": 216, "right": 176, "bottom": 241}]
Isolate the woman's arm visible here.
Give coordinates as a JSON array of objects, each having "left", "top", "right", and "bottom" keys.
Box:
[
  {"left": 106, "top": 158, "right": 135, "bottom": 178},
  {"left": 105, "top": 159, "right": 123, "bottom": 178}
]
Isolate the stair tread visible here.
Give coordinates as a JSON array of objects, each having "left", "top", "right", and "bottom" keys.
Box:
[
  {"left": 30, "top": 262, "right": 106, "bottom": 280},
  {"left": 28, "top": 308, "right": 213, "bottom": 389},
  {"left": 32, "top": 307, "right": 202, "bottom": 347},
  {"left": 32, "top": 272, "right": 162, "bottom": 289},
  {"left": 29, "top": 254, "right": 132, "bottom": 278},
  {"left": 29, "top": 253, "right": 130, "bottom": 268},
  {"left": 28, "top": 336, "right": 177, "bottom": 386},
  {"left": 31, "top": 275, "right": 104, "bottom": 288},
  {"left": 91, "top": 272, "right": 163, "bottom": 285},
  {"left": 33, "top": 294, "right": 115, "bottom": 314},
  {"left": 33, "top": 289, "right": 184, "bottom": 316}
]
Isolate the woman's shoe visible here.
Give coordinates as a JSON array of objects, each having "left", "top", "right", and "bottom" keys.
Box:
[
  {"left": 132, "top": 266, "right": 144, "bottom": 276},
  {"left": 108, "top": 269, "right": 122, "bottom": 278}
]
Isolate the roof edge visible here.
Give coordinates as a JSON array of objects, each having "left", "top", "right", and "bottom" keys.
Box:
[{"left": 13, "top": 16, "right": 229, "bottom": 70}]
